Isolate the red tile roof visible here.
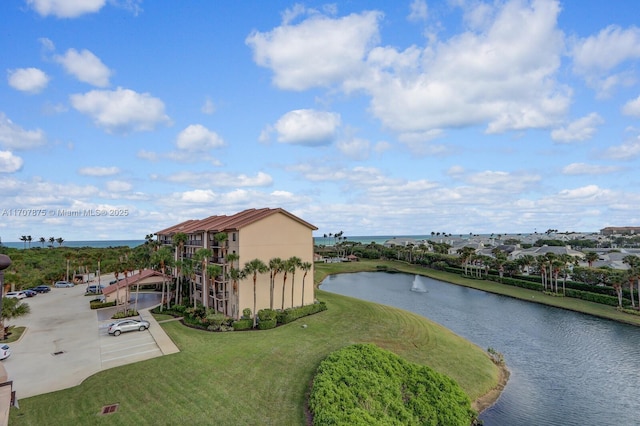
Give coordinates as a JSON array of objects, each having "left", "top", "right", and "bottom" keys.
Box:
[
  {"left": 103, "top": 269, "right": 171, "bottom": 295},
  {"left": 155, "top": 208, "right": 317, "bottom": 236}
]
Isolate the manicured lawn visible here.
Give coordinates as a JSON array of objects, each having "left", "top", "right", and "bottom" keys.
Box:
[{"left": 9, "top": 263, "right": 499, "bottom": 425}]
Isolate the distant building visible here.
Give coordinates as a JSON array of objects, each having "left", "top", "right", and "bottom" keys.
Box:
[{"left": 600, "top": 227, "right": 640, "bottom": 236}]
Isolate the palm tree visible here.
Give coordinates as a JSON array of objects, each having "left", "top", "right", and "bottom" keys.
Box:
[
  {"left": 281, "top": 258, "right": 295, "bottom": 310},
  {"left": 206, "top": 264, "right": 223, "bottom": 313},
  {"left": 585, "top": 251, "right": 599, "bottom": 268},
  {"left": 243, "top": 259, "right": 268, "bottom": 328},
  {"left": 172, "top": 232, "right": 188, "bottom": 305},
  {"left": 194, "top": 248, "right": 212, "bottom": 308},
  {"left": 226, "top": 265, "right": 244, "bottom": 319},
  {"left": 300, "top": 261, "right": 312, "bottom": 306},
  {"left": 39, "top": 237, "right": 45, "bottom": 248},
  {"left": 287, "top": 256, "right": 301, "bottom": 308},
  {"left": 226, "top": 253, "right": 240, "bottom": 316},
  {"left": 151, "top": 246, "right": 173, "bottom": 311},
  {"left": 622, "top": 255, "right": 639, "bottom": 309},
  {"left": 27, "top": 235, "right": 32, "bottom": 248},
  {"left": 268, "top": 257, "right": 283, "bottom": 309},
  {"left": 56, "top": 237, "right": 64, "bottom": 247},
  {"left": 19, "top": 235, "right": 27, "bottom": 249},
  {"left": 48, "top": 237, "right": 55, "bottom": 248}
]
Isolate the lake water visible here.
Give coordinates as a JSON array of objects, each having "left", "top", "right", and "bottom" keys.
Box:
[{"left": 320, "top": 272, "right": 640, "bottom": 425}]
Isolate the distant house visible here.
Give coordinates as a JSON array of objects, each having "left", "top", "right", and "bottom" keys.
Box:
[
  {"left": 600, "top": 227, "right": 640, "bottom": 236},
  {"left": 346, "top": 254, "right": 359, "bottom": 262},
  {"left": 156, "top": 208, "right": 317, "bottom": 320}
]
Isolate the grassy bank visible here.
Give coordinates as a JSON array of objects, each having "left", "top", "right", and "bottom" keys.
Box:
[
  {"left": 315, "top": 259, "right": 640, "bottom": 327},
  {"left": 10, "top": 265, "right": 499, "bottom": 425}
]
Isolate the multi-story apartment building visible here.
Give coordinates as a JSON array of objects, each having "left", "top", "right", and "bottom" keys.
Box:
[{"left": 155, "top": 208, "right": 317, "bottom": 319}]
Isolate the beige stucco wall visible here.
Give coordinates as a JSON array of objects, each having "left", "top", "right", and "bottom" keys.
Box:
[{"left": 235, "top": 212, "right": 315, "bottom": 318}]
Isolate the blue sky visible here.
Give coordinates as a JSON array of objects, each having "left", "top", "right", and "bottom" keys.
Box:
[{"left": 2, "top": 0, "right": 640, "bottom": 242}]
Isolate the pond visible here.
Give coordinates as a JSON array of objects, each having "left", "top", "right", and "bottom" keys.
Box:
[{"left": 320, "top": 272, "right": 640, "bottom": 425}]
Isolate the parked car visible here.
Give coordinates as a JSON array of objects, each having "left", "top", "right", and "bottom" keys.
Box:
[
  {"left": 0, "top": 345, "right": 10, "bottom": 360},
  {"left": 54, "top": 281, "right": 74, "bottom": 288},
  {"left": 108, "top": 319, "right": 150, "bottom": 336},
  {"left": 23, "top": 289, "right": 37, "bottom": 297},
  {"left": 5, "top": 291, "right": 27, "bottom": 299},
  {"left": 30, "top": 285, "right": 51, "bottom": 293},
  {"left": 86, "top": 284, "right": 105, "bottom": 294}
]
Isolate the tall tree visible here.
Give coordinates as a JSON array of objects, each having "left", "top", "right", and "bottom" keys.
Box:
[
  {"left": 622, "top": 255, "right": 639, "bottom": 308},
  {"left": 243, "top": 259, "right": 268, "bottom": 328},
  {"left": 39, "top": 237, "right": 45, "bottom": 248},
  {"left": 268, "top": 257, "right": 283, "bottom": 310},
  {"left": 288, "top": 256, "right": 301, "bottom": 308},
  {"left": 194, "top": 248, "right": 212, "bottom": 308},
  {"left": 206, "top": 264, "right": 223, "bottom": 313},
  {"left": 172, "top": 232, "right": 188, "bottom": 305},
  {"left": 56, "top": 237, "right": 64, "bottom": 247},
  {"left": 585, "top": 251, "right": 599, "bottom": 268},
  {"left": 300, "top": 261, "right": 312, "bottom": 307},
  {"left": 151, "top": 246, "right": 173, "bottom": 311}
]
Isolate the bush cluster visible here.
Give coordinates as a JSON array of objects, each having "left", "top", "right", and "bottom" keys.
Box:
[
  {"left": 89, "top": 299, "right": 116, "bottom": 309},
  {"left": 309, "top": 343, "right": 476, "bottom": 426},
  {"left": 276, "top": 302, "right": 327, "bottom": 325}
]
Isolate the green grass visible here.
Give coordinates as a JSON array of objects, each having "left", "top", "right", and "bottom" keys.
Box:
[{"left": 9, "top": 262, "right": 499, "bottom": 425}]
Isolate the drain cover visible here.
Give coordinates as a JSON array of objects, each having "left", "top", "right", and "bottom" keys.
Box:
[{"left": 100, "top": 404, "right": 119, "bottom": 415}]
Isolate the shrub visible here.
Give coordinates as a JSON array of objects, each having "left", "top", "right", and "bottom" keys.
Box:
[
  {"left": 257, "top": 319, "right": 277, "bottom": 330},
  {"left": 89, "top": 299, "right": 116, "bottom": 310},
  {"left": 257, "top": 308, "right": 277, "bottom": 321},
  {"left": 309, "top": 344, "right": 476, "bottom": 426},
  {"left": 242, "top": 308, "right": 252, "bottom": 319},
  {"left": 277, "top": 301, "right": 327, "bottom": 325},
  {"left": 111, "top": 309, "right": 139, "bottom": 319},
  {"left": 232, "top": 319, "right": 253, "bottom": 331},
  {"left": 206, "top": 312, "right": 231, "bottom": 331}
]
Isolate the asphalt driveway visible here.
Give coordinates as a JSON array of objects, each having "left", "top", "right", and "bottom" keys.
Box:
[{"left": 1, "top": 277, "right": 179, "bottom": 400}]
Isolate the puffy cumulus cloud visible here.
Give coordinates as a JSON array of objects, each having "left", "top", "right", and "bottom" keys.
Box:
[
  {"left": 273, "top": 109, "right": 341, "bottom": 146},
  {"left": 0, "top": 151, "right": 23, "bottom": 173},
  {"left": 70, "top": 87, "right": 171, "bottom": 134},
  {"left": 0, "top": 112, "right": 46, "bottom": 150},
  {"left": 362, "top": 0, "right": 569, "bottom": 137},
  {"left": 7, "top": 67, "right": 50, "bottom": 93},
  {"left": 78, "top": 166, "right": 120, "bottom": 176},
  {"left": 603, "top": 137, "right": 640, "bottom": 160},
  {"left": 54, "top": 48, "right": 112, "bottom": 87},
  {"left": 176, "top": 124, "right": 225, "bottom": 151},
  {"left": 551, "top": 113, "right": 604, "bottom": 143},
  {"left": 26, "top": 0, "right": 106, "bottom": 18},
  {"left": 246, "top": 10, "right": 381, "bottom": 90},
  {"left": 179, "top": 189, "right": 217, "bottom": 203},
  {"left": 562, "top": 162, "right": 621, "bottom": 175},
  {"left": 164, "top": 171, "right": 272, "bottom": 187},
  {"left": 336, "top": 136, "right": 370, "bottom": 160},
  {"left": 105, "top": 180, "right": 132, "bottom": 192},
  {"left": 622, "top": 95, "right": 640, "bottom": 117}
]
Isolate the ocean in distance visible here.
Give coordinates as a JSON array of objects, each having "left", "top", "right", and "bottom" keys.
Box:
[{"left": 0, "top": 239, "right": 146, "bottom": 249}]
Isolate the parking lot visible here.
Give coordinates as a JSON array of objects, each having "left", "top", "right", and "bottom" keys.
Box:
[{"left": 1, "top": 279, "right": 179, "bottom": 399}]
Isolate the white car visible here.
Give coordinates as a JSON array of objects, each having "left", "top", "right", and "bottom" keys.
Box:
[
  {"left": 5, "top": 291, "right": 27, "bottom": 299},
  {"left": 54, "top": 281, "right": 74, "bottom": 288},
  {"left": 0, "top": 345, "right": 10, "bottom": 360}
]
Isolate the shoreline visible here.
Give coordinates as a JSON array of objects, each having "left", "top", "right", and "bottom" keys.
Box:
[{"left": 472, "top": 363, "right": 510, "bottom": 414}]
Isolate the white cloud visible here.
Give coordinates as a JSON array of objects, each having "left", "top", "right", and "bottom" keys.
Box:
[
  {"left": 7, "top": 68, "right": 50, "bottom": 93},
  {"left": 571, "top": 25, "right": 640, "bottom": 95},
  {"left": 408, "top": 0, "right": 428, "bottom": 22},
  {"left": 622, "top": 95, "right": 640, "bottom": 117},
  {"left": 0, "top": 112, "right": 47, "bottom": 150},
  {"left": 247, "top": 10, "right": 382, "bottom": 90},
  {"left": 603, "top": 137, "right": 640, "bottom": 160},
  {"left": 26, "top": 0, "right": 107, "bottom": 18},
  {"left": 551, "top": 113, "right": 604, "bottom": 143},
  {"left": 70, "top": 87, "right": 171, "bottom": 134},
  {"left": 78, "top": 166, "right": 120, "bottom": 176},
  {"left": 165, "top": 171, "right": 272, "bottom": 187},
  {"left": 176, "top": 124, "right": 225, "bottom": 151},
  {"left": 337, "top": 136, "right": 370, "bottom": 160},
  {"left": 201, "top": 98, "right": 216, "bottom": 114},
  {"left": 273, "top": 109, "right": 341, "bottom": 146},
  {"left": 0, "top": 151, "right": 23, "bottom": 173},
  {"left": 562, "top": 163, "right": 621, "bottom": 175},
  {"left": 105, "top": 180, "right": 132, "bottom": 192},
  {"left": 54, "top": 48, "right": 112, "bottom": 87}
]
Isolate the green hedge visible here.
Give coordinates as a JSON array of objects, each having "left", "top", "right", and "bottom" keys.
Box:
[
  {"left": 564, "top": 289, "right": 623, "bottom": 307},
  {"left": 276, "top": 301, "right": 327, "bottom": 325},
  {"left": 89, "top": 299, "right": 116, "bottom": 309},
  {"left": 257, "top": 319, "right": 277, "bottom": 330},
  {"left": 309, "top": 343, "right": 475, "bottom": 426}
]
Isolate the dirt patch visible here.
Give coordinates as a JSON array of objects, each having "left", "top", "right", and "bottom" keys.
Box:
[{"left": 472, "top": 363, "right": 510, "bottom": 413}]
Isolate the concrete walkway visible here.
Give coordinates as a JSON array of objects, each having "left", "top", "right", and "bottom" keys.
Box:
[{"left": 3, "top": 275, "right": 180, "bottom": 400}]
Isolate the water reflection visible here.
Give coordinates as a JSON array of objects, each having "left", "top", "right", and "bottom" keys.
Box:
[{"left": 320, "top": 272, "right": 640, "bottom": 425}]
